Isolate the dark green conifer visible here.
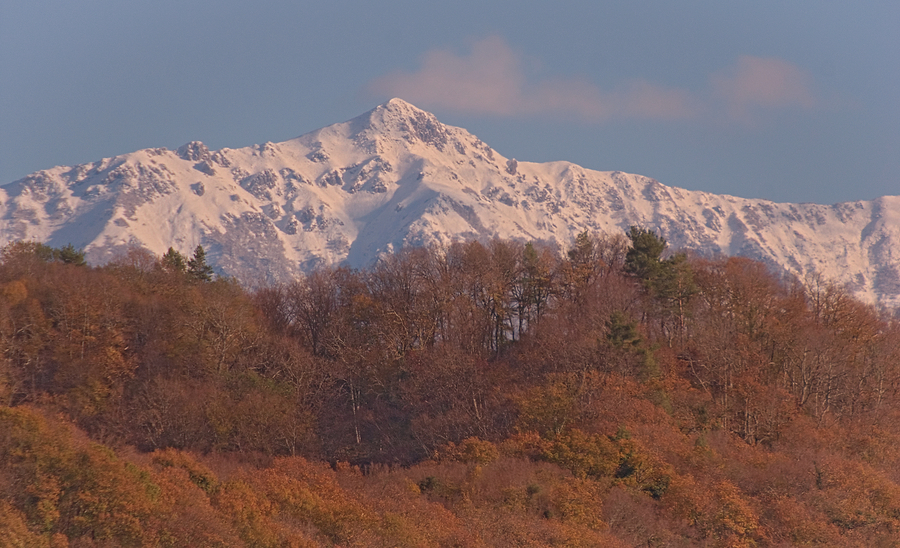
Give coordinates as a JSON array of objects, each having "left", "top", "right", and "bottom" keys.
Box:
[
  {"left": 54, "top": 244, "right": 86, "bottom": 266},
  {"left": 187, "top": 245, "right": 214, "bottom": 281},
  {"left": 624, "top": 226, "right": 667, "bottom": 281},
  {"left": 161, "top": 247, "right": 187, "bottom": 273},
  {"left": 624, "top": 226, "right": 697, "bottom": 343}
]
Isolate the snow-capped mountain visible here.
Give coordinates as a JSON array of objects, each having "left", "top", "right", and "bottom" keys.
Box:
[{"left": 2, "top": 98, "right": 899, "bottom": 305}]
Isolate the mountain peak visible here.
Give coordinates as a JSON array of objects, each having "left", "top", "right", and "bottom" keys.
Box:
[
  {"left": 2, "top": 101, "right": 899, "bottom": 307},
  {"left": 382, "top": 97, "right": 422, "bottom": 112},
  {"left": 352, "top": 98, "right": 455, "bottom": 152}
]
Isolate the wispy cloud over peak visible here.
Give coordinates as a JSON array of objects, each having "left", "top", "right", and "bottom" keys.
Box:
[
  {"left": 367, "top": 36, "right": 694, "bottom": 122},
  {"left": 368, "top": 38, "right": 819, "bottom": 127},
  {"left": 368, "top": 36, "right": 524, "bottom": 117}
]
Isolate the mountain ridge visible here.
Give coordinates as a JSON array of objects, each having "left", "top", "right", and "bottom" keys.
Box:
[{"left": 2, "top": 98, "right": 898, "bottom": 305}]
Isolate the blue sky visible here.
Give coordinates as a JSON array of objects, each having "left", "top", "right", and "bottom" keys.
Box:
[{"left": 1, "top": 1, "right": 898, "bottom": 204}]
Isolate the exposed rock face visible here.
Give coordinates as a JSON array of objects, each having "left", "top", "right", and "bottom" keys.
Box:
[
  {"left": 1, "top": 98, "right": 899, "bottom": 306},
  {"left": 177, "top": 141, "right": 210, "bottom": 162}
]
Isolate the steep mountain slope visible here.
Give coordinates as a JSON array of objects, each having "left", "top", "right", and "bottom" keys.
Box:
[{"left": 1, "top": 98, "right": 898, "bottom": 305}]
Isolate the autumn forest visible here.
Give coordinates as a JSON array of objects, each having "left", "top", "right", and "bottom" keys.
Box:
[{"left": 2, "top": 230, "right": 900, "bottom": 547}]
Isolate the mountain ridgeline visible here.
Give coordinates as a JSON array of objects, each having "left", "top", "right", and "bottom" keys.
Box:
[{"left": 2, "top": 98, "right": 900, "bottom": 306}]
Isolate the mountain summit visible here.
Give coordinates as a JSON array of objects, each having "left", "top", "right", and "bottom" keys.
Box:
[{"left": 2, "top": 99, "right": 899, "bottom": 305}]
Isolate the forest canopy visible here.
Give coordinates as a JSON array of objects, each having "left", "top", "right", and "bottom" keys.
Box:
[{"left": 1, "top": 232, "right": 900, "bottom": 547}]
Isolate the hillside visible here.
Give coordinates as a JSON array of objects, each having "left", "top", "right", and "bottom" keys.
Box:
[{"left": 1, "top": 238, "right": 900, "bottom": 546}]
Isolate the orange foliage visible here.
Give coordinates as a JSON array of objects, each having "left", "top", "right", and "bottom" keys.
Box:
[{"left": 2, "top": 239, "right": 900, "bottom": 546}]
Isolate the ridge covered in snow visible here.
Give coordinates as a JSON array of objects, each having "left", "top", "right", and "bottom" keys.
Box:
[{"left": 2, "top": 98, "right": 899, "bottom": 305}]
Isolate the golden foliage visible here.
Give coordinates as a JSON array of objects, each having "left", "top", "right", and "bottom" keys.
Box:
[{"left": 2, "top": 239, "right": 900, "bottom": 546}]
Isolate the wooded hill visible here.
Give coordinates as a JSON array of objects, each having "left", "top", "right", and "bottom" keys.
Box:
[{"left": 1, "top": 232, "right": 899, "bottom": 547}]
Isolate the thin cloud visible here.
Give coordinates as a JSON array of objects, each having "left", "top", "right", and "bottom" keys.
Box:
[
  {"left": 368, "top": 36, "right": 524, "bottom": 116},
  {"left": 711, "top": 55, "right": 818, "bottom": 123},
  {"left": 367, "top": 37, "right": 817, "bottom": 125},
  {"left": 367, "top": 36, "right": 695, "bottom": 121}
]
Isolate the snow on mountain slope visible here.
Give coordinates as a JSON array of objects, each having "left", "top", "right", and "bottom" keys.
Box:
[{"left": 1, "top": 98, "right": 898, "bottom": 305}]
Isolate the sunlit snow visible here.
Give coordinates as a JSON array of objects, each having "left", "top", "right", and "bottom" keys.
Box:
[{"left": 1, "top": 99, "right": 896, "bottom": 306}]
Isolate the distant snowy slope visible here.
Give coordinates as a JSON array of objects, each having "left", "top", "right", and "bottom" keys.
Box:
[{"left": 1, "top": 98, "right": 898, "bottom": 305}]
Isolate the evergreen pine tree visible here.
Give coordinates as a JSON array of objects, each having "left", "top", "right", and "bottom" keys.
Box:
[
  {"left": 624, "top": 226, "right": 667, "bottom": 282},
  {"left": 187, "top": 245, "right": 214, "bottom": 282},
  {"left": 161, "top": 247, "right": 187, "bottom": 273},
  {"left": 624, "top": 226, "right": 697, "bottom": 343},
  {"left": 54, "top": 244, "right": 87, "bottom": 266}
]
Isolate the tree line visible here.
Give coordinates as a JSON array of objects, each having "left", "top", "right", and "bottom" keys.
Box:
[{"left": 2, "top": 232, "right": 900, "bottom": 546}]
